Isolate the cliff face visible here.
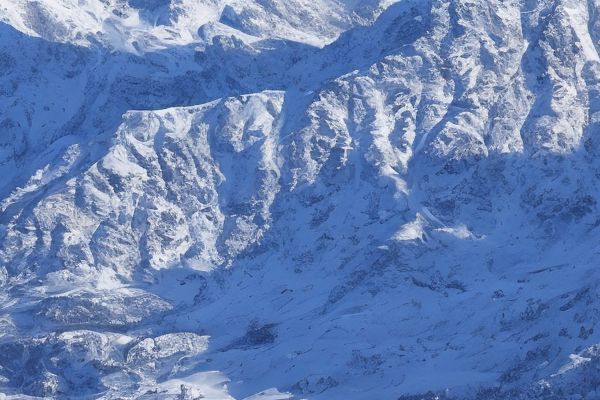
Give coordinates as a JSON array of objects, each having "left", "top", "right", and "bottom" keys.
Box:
[{"left": 2, "top": 1, "right": 600, "bottom": 398}]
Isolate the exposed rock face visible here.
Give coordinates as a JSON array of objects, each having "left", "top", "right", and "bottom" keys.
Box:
[{"left": 2, "top": 0, "right": 600, "bottom": 399}]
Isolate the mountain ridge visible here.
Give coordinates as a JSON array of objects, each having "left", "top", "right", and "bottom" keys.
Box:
[{"left": 2, "top": 0, "right": 600, "bottom": 399}]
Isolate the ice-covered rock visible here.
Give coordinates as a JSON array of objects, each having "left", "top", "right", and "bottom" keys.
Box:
[{"left": 3, "top": 0, "right": 600, "bottom": 399}]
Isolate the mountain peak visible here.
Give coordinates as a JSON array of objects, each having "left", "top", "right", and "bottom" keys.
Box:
[{"left": 2, "top": 1, "right": 600, "bottom": 398}]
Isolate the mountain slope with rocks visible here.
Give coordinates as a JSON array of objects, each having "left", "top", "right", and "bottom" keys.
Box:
[{"left": 2, "top": 0, "right": 600, "bottom": 399}]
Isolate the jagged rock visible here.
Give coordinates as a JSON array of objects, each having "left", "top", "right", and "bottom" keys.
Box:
[{"left": 2, "top": 0, "right": 600, "bottom": 399}]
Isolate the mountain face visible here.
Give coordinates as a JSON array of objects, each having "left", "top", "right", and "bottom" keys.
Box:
[{"left": 2, "top": 0, "right": 600, "bottom": 398}]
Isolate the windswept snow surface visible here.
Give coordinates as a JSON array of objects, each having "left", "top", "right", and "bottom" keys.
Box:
[{"left": 3, "top": 0, "right": 600, "bottom": 399}]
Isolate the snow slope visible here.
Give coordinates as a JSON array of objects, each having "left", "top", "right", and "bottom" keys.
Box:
[{"left": 3, "top": 0, "right": 600, "bottom": 399}]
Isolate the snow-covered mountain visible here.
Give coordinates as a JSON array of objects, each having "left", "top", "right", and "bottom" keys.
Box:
[{"left": 2, "top": 0, "right": 600, "bottom": 398}]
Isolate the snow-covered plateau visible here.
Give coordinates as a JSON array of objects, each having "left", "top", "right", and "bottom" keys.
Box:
[{"left": 2, "top": 0, "right": 600, "bottom": 398}]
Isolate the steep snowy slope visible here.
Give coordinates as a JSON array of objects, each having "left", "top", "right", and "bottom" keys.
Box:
[
  {"left": 3, "top": 0, "right": 600, "bottom": 399},
  {"left": 1, "top": 0, "right": 392, "bottom": 49}
]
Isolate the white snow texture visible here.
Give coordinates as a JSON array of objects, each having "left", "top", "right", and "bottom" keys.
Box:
[{"left": 2, "top": 0, "right": 600, "bottom": 399}]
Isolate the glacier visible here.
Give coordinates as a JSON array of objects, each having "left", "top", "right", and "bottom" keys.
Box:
[{"left": 2, "top": 0, "right": 600, "bottom": 398}]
